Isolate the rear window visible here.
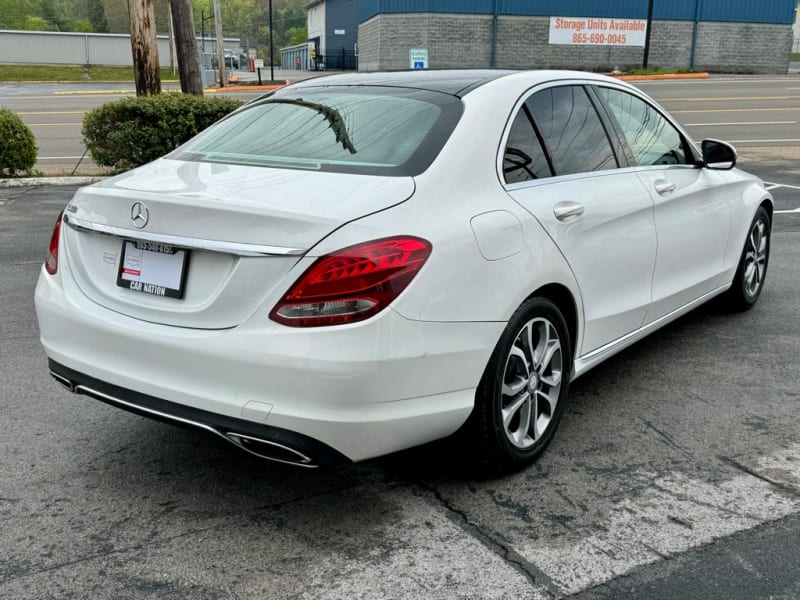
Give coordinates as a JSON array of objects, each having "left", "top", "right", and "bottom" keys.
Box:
[{"left": 171, "top": 87, "right": 463, "bottom": 176}]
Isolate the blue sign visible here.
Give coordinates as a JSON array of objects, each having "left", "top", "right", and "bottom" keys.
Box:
[{"left": 413, "top": 61, "right": 425, "bottom": 69}]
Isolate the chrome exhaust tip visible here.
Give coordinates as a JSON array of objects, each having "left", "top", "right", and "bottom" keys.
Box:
[
  {"left": 50, "top": 370, "right": 75, "bottom": 393},
  {"left": 224, "top": 432, "right": 317, "bottom": 468}
]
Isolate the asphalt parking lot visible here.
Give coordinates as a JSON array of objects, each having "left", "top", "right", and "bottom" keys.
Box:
[{"left": 1, "top": 155, "right": 799, "bottom": 597}]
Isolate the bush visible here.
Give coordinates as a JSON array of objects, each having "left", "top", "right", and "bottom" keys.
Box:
[
  {"left": 82, "top": 94, "right": 243, "bottom": 171},
  {"left": 0, "top": 108, "right": 37, "bottom": 177}
]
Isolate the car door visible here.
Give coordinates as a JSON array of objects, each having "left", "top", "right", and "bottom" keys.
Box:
[
  {"left": 594, "top": 86, "right": 732, "bottom": 323},
  {"left": 502, "top": 84, "right": 658, "bottom": 356}
]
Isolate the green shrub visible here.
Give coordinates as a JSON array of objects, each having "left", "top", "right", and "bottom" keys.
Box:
[
  {"left": 0, "top": 108, "right": 37, "bottom": 177},
  {"left": 82, "top": 93, "right": 243, "bottom": 171}
]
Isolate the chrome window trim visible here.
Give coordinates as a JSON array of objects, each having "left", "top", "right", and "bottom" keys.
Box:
[
  {"left": 497, "top": 78, "right": 703, "bottom": 191},
  {"left": 63, "top": 215, "right": 306, "bottom": 257}
]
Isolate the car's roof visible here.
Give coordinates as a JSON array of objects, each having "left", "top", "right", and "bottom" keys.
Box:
[{"left": 287, "top": 69, "right": 521, "bottom": 97}]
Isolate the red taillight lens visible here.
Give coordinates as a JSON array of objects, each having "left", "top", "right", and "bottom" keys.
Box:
[
  {"left": 270, "top": 236, "right": 432, "bottom": 327},
  {"left": 45, "top": 210, "right": 64, "bottom": 275}
]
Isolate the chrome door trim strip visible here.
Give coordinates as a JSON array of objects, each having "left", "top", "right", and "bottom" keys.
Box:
[
  {"left": 573, "top": 284, "right": 730, "bottom": 379},
  {"left": 64, "top": 215, "right": 306, "bottom": 257}
]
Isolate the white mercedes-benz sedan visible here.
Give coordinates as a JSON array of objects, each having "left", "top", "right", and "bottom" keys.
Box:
[{"left": 35, "top": 70, "right": 772, "bottom": 472}]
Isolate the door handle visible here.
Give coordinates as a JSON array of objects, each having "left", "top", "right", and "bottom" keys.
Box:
[
  {"left": 653, "top": 179, "right": 676, "bottom": 195},
  {"left": 553, "top": 201, "right": 585, "bottom": 221}
]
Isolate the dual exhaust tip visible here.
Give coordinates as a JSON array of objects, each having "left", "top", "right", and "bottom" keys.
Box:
[{"left": 50, "top": 371, "right": 318, "bottom": 468}]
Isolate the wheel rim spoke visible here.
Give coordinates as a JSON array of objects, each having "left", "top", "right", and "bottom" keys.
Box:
[
  {"left": 502, "top": 391, "right": 530, "bottom": 430},
  {"left": 508, "top": 344, "right": 531, "bottom": 378},
  {"left": 514, "top": 399, "right": 533, "bottom": 445},
  {"left": 502, "top": 376, "right": 527, "bottom": 398}
]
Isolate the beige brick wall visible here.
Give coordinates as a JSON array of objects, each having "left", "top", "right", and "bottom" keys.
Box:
[{"left": 358, "top": 13, "right": 792, "bottom": 74}]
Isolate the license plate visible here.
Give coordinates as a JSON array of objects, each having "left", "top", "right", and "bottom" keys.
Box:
[{"left": 116, "top": 240, "right": 189, "bottom": 299}]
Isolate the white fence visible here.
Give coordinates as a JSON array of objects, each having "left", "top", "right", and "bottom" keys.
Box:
[{"left": 0, "top": 30, "right": 240, "bottom": 67}]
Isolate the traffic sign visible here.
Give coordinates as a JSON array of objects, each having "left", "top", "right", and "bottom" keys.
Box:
[{"left": 409, "top": 49, "right": 428, "bottom": 70}]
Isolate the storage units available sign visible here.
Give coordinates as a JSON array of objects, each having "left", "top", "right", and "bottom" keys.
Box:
[{"left": 549, "top": 17, "right": 647, "bottom": 47}]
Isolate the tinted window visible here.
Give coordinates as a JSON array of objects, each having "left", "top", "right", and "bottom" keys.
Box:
[
  {"left": 527, "top": 86, "right": 617, "bottom": 175},
  {"left": 171, "top": 87, "right": 463, "bottom": 176},
  {"left": 598, "top": 87, "right": 688, "bottom": 166},
  {"left": 503, "top": 108, "right": 552, "bottom": 183}
]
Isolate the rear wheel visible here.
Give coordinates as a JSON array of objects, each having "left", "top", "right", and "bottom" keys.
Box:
[
  {"left": 471, "top": 297, "right": 572, "bottom": 473},
  {"left": 723, "top": 206, "right": 771, "bottom": 311}
]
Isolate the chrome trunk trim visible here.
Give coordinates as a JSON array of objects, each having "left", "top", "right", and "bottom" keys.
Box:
[{"left": 63, "top": 215, "right": 306, "bottom": 257}]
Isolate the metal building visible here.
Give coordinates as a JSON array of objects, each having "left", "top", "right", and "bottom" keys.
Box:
[
  {"left": 305, "top": 0, "right": 359, "bottom": 70},
  {"left": 354, "top": 0, "right": 796, "bottom": 73}
]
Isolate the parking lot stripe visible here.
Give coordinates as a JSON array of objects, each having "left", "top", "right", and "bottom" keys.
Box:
[
  {"left": 764, "top": 182, "right": 800, "bottom": 191},
  {"left": 684, "top": 121, "right": 797, "bottom": 126}
]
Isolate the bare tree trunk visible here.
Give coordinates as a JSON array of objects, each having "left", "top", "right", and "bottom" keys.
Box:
[
  {"left": 169, "top": 0, "right": 203, "bottom": 95},
  {"left": 212, "top": 0, "right": 225, "bottom": 88},
  {"left": 129, "top": 0, "right": 161, "bottom": 96}
]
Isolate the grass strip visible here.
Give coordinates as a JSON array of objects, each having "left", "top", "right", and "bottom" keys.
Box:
[{"left": 0, "top": 64, "right": 178, "bottom": 82}]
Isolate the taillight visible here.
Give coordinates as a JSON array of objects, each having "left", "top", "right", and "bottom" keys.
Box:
[
  {"left": 45, "top": 210, "right": 64, "bottom": 275},
  {"left": 270, "top": 236, "right": 432, "bottom": 327}
]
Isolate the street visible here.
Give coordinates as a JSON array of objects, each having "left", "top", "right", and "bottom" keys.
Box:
[
  {"left": 1, "top": 76, "right": 800, "bottom": 598},
  {"left": 3, "top": 74, "right": 800, "bottom": 174}
]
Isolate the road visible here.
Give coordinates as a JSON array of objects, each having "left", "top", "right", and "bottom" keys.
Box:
[
  {"left": 2, "top": 74, "right": 800, "bottom": 174},
  {"left": 2, "top": 164, "right": 800, "bottom": 596}
]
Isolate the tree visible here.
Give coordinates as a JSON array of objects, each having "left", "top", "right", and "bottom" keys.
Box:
[
  {"left": 73, "top": 18, "right": 93, "bottom": 31},
  {"left": 170, "top": 0, "right": 204, "bottom": 95},
  {"left": 129, "top": 0, "right": 161, "bottom": 95},
  {"left": 87, "top": 0, "right": 109, "bottom": 32}
]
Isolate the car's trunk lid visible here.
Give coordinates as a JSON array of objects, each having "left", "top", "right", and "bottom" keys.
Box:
[{"left": 62, "top": 159, "right": 415, "bottom": 329}]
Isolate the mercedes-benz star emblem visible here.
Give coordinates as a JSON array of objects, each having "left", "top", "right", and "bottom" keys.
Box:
[{"left": 130, "top": 201, "right": 149, "bottom": 228}]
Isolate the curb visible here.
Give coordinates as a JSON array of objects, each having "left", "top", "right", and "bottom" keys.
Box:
[
  {"left": 0, "top": 176, "right": 106, "bottom": 188},
  {"left": 54, "top": 82, "right": 288, "bottom": 95},
  {"left": 615, "top": 72, "right": 709, "bottom": 81},
  {"left": 210, "top": 80, "right": 289, "bottom": 93}
]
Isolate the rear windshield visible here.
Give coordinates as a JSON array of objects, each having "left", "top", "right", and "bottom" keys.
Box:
[{"left": 171, "top": 86, "right": 463, "bottom": 176}]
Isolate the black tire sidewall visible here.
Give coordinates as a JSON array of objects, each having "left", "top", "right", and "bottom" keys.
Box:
[
  {"left": 476, "top": 297, "right": 572, "bottom": 471},
  {"left": 733, "top": 206, "right": 771, "bottom": 308}
]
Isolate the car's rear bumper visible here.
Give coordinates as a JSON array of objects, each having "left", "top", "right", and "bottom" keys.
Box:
[
  {"left": 48, "top": 359, "right": 349, "bottom": 467},
  {"left": 35, "top": 266, "right": 504, "bottom": 463}
]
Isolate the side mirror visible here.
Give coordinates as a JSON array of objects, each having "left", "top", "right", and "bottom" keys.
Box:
[{"left": 701, "top": 139, "right": 737, "bottom": 170}]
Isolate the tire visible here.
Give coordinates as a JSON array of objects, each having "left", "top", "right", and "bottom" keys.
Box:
[
  {"left": 722, "top": 206, "right": 771, "bottom": 312},
  {"left": 470, "top": 297, "right": 572, "bottom": 474}
]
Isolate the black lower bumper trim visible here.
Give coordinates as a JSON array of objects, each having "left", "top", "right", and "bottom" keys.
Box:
[{"left": 48, "top": 359, "right": 352, "bottom": 468}]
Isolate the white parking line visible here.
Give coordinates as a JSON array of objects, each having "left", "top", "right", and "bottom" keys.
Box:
[
  {"left": 37, "top": 156, "right": 85, "bottom": 160},
  {"left": 775, "top": 208, "right": 800, "bottom": 214},
  {"left": 684, "top": 121, "right": 798, "bottom": 126},
  {"left": 765, "top": 181, "right": 800, "bottom": 191},
  {"left": 520, "top": 443, "right": 800, "bottom": 595},
  {"left": 727, "top": 139, "right": 800, "bottom": 143}
]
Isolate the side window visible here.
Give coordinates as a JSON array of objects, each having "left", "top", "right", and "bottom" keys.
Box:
[
  {"left": 502, "top": 108, "right": 552, "bottom": 183},
  {"left": 598, "top": 87, "right": 688, "bottom": 167},
  {"left": 526, "top": 86, "right": 617, "bottom": 175}
]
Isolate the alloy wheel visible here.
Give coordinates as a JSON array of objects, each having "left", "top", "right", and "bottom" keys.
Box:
[
  {"left": 744, "top": 217, "right": 768, "bottom": 298},
  {"left": 500, "top": 317, "right": 563, "bottom": 449}
]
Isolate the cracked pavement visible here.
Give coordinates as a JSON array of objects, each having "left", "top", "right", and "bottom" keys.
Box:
[{"left": 1, "top": 173, "right": 799, "bottom": 598}]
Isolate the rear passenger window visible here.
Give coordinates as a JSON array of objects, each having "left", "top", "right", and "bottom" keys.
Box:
[
  {"left": 527, "top": 86, "right": 617, "bottom": 175},
  {"left": 502, "top": 109, "right": 552, "bottom": 183}
]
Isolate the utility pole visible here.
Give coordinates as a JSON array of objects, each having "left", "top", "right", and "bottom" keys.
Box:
[
  {"left": 642, "top": 0, "right": 654, "bottom": 69},
  {"left": 213, "top": 0, "right": 225, "bottom": 87},
  {"left": 128, "top": 0, "right": 161, "bottom": 95},
  {"left": 269, "top": 0, "right": 274, "bottom": 81},
  {"left": 169, "top": 0, "right": 204, "bottom": 95}
]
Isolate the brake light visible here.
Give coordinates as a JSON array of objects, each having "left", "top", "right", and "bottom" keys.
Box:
[
  {"left": 270, "top": 236, "right": 432, "bottom": 327},
  {"left": 45, "top": 210, "right": 64, "bottom": 275}
]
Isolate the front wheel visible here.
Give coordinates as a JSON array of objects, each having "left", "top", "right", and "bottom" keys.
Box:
[
  {"left": 471, "top": 297, "right": 572, "bottom": 474},
  {"left": 723, "top": 206, "right": 771, "bottom": 311}
]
